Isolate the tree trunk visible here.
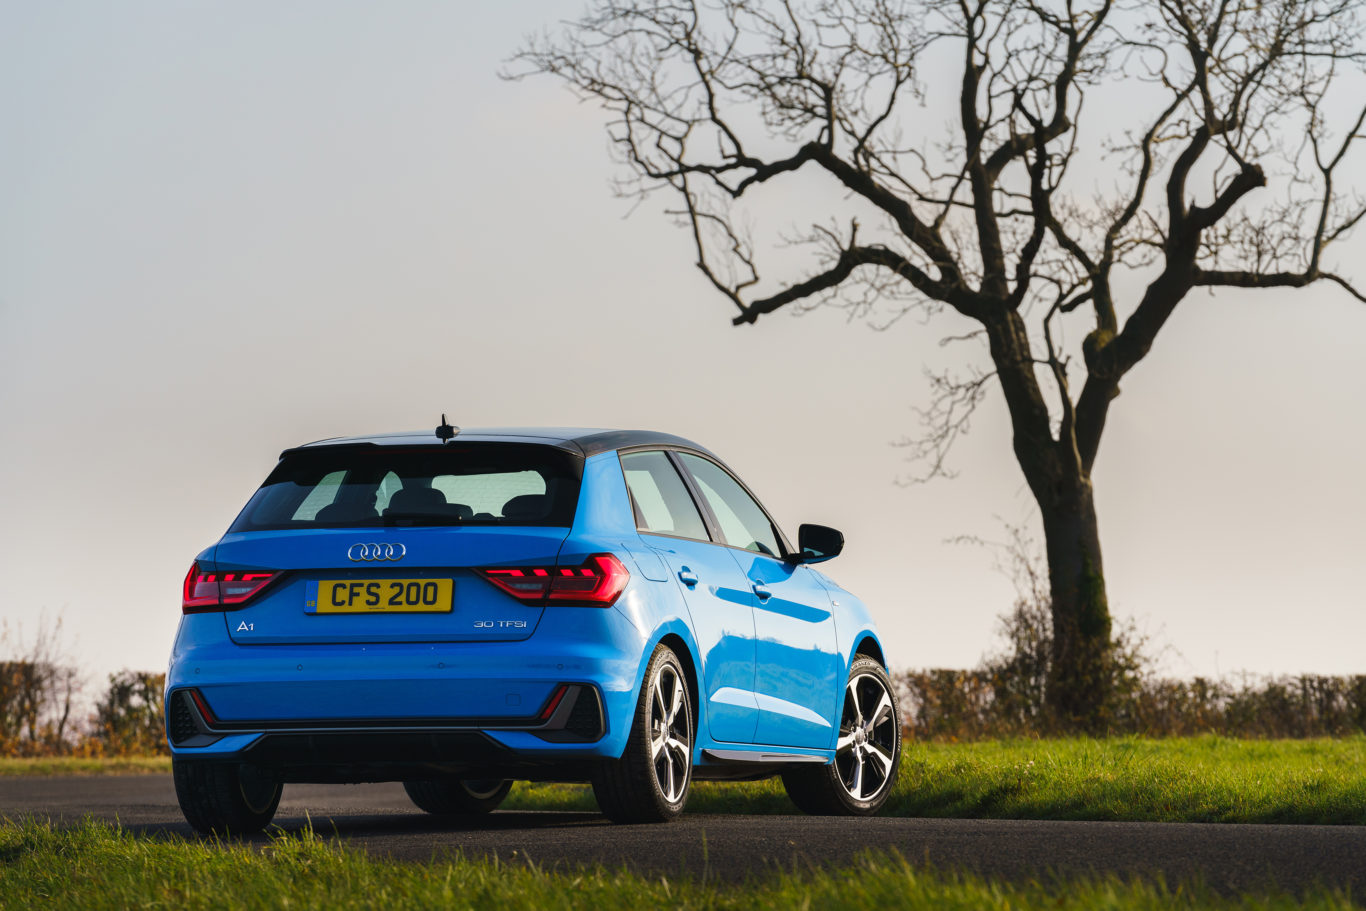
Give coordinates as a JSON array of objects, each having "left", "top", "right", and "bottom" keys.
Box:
[
  {"left": 984, "top": 310, "right": 1116, "bottom": 727},
  {"left": 1039, "top": 480, "right": 1112, "bottom": 728}
]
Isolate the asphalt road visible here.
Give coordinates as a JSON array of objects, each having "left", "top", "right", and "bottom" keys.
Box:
[{"left": 5, "top": 775, "right": 1366, "bottom": 894}]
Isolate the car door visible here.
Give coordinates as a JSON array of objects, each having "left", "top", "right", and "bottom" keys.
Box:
[
  {"left": 674, "top": 452, "right": 841, "bottom": 750},
  {"left": 619, "top": 450, "right": 759, "bottom": 744}
]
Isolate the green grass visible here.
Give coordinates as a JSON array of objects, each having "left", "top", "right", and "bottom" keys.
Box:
[
  {"left": 889, "top": 736, "right": 1366, "bottom": 824},
  {"left": 0, "top": 756, "right": 171, "bottom": 777},
  {"left": 505, "top": 736, "right": 1366, "bottom": 825},
  {"left": 0, "top": 818, "right": 1352, "bottom": 911}
]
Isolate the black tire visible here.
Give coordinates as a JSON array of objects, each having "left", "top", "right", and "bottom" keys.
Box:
[
  {"left": 592, "top": 644, "right": 693, "bottom": 824},
  {"left": 173, "top": 759, "right": 282, "bottom": 835},
  {"left": 782, "top": 655, "right": 901, "bottom": 816},
  {"left": 403, "top": 778, "right": 513, "bottom": 815}
]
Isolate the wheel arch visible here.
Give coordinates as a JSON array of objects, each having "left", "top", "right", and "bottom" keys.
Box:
[
  {"left": 656, "top": 631, "right": 700, "bottom": 724},
  {"left": 851, "top": 633, "right": 887, "bottom": 671}
]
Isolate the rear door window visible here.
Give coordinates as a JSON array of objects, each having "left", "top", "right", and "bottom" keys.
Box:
[
  {"left": 230, "top": 444, "right": 582, "bottom": 531},
  {"left": 620, "top": 451, "right": 709, "bottom": 541}
]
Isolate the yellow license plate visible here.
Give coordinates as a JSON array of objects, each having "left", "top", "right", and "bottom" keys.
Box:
[{"left": 310, "top": 579, "right": 453, "bottom": 614}]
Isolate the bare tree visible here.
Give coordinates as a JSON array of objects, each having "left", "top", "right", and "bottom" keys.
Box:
[
  {"left": 515, "top": 0, "right": 1365, "bottom": 725},
  {"left": 0, "top": 616, "right": 82, "bottom": 755}
]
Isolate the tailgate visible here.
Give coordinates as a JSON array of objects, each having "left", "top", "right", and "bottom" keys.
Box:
[{"left": 212, "top": 527, "right": 568, "bottom": 645}]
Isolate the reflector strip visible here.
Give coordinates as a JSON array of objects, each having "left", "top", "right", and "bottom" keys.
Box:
[
  {"left": 539, "top": 685, "right": 569, "bottom": 721},
  {"left": 187, "top": 688, "right": 219, "bottom": 725}
]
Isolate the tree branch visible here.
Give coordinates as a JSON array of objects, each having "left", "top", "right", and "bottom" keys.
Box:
[
  {"left": 1194, "top": 268, "right": 1366, "bottom": 303},
  {"left": 732, "top": 242, "right": 955, "bottom": 325}
]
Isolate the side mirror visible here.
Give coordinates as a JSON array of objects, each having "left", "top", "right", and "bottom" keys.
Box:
[{"left": 792, "top": 523, "right": 844, "bottom": 564}]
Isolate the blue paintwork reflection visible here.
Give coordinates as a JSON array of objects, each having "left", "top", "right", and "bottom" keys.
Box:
[
  {"left": 727, "top": 550, "right": 841, "bottom": 749},
  {"left": 643, "top": 535, "right": 759, "bottom": 744}
]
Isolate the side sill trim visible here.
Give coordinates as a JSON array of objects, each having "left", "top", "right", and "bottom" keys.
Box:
[{"left": 703, "top": 748, "right": 828, "bottom": 764}]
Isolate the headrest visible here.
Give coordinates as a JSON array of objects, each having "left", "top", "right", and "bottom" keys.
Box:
[
  {"left": 315, "top": 502, "right": 377, "bottom": 523},
  {"left": 386, "top": 486, "right": 447, "bottom": 514},
  {"left": 501, "top": 494, "right": 549, "bottom": 521}
]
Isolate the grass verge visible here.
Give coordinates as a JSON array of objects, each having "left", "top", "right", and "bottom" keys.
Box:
[
  {"left": 505, "top": 736, "right": 1366, "bottom": 824},
  {"left": 0, "top": 818, "right": 1353, "bottom": 911},
  {"left": 0, "top": 756, "right": 171, "bottom": 777}
]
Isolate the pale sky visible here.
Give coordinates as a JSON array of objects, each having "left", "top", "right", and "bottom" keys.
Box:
[{"left": 2, "top": 2, "right": 1363, "bottom": 689}]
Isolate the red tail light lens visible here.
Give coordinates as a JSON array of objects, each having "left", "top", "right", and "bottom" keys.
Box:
[
  {"left": 477, "top": 553, "right": 630, "bottom": 607},
  {"left": 183, "top": 563, "right": 221, "bottom": 611},
  {"left": 477, "top": 566, "right": 552, "bottom": 599},
  {"left": 182, "top": 562, "right": 279, "bottom": 614},
  {"left": 546, "top": 554, "right": 631, "bottom": 604}
]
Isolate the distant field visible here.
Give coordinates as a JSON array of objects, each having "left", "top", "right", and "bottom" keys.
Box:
[
  {"left": 9, "top": 737, "right": 1365, "bottom": 826},
  {"left": 0, "top": 819, "right": 1353, "bottom": 911},
  {"left": 507, "top": 736, "right": 1366, "bottom": 825}
]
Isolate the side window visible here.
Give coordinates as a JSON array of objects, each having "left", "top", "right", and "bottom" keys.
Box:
[
  {"left": 620, "top": 451, "right": 709, "bottom": 541},
  {"left": 678, "top": 454, "right": 782, "bottom": 558}
]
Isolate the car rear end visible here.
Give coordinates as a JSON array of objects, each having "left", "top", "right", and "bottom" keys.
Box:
[{"left": 166, "top": 434, "right": 647, "bottom": 785}]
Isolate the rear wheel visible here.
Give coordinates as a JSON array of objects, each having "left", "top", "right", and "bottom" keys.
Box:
[
  {"left": 403, "top": 778, "right": 512, "bottom": 815},
  {"left": 592, "top": 644, "right": 693, "bottom": 823},
  {"left": 783, "top": 655, "right": 901, "bottom": 816},
  {"left": 173, "top": 759, "right": 282, "bottom": 834}
]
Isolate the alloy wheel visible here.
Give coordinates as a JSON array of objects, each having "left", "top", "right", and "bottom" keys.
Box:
[
  {"left": 834, "top": 672, "right": 897, "bottom": 802},
  {"left": 648, "top": 662, "right": 691, "bottom": 802}
]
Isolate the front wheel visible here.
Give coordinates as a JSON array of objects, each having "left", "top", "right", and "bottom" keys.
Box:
[
  {"left": 783, "top": 655, "right": 901, "bottom": 815},
  {"left": 403, "top": 778, "right": 512, "bottom": 815},
  {"left": 173, "top": 759, "right": 282, "bottom": 834},
  {"left": 592, "top": 644, "right": 693, "bottom": 823}
]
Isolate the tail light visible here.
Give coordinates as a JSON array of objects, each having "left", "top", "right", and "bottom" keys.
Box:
[
  {"left": 476, "top": 553, "right": 629, "bottom": 607},
  {"left": 182, "top": 562, "right": 279, "bottom": 614}
]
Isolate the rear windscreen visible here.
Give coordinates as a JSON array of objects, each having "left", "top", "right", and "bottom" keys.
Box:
[{"left": 229, "top": 444, "right": 583, "bottom": 532}]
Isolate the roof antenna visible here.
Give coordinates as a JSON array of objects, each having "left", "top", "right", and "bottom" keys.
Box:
[{"left": 435, "top": 414, "right": 459, "bottom": 442}]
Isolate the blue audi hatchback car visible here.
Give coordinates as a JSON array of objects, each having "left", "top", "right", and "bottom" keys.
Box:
[{"left": 167, "top": 423, "right": 901, "bottom": 831}]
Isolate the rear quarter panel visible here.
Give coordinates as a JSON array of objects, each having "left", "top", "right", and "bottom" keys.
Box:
[{"left": 566, "top": 451, "right": 717, "bottom": 754}]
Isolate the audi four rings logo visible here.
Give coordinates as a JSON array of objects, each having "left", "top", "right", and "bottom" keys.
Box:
[{"left": 347, "top": 543, "right": 406, "bottom": 562}]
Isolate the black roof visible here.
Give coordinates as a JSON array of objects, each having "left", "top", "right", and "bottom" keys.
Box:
[{"left": 285, "top": 427, "right": 716, "bottom": 459}]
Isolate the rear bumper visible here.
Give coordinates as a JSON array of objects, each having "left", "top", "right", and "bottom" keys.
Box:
[
  {"left": 166, "top": 688, "right": 609, "bottom": 782},
  {"left": 165, "top": 603, "right": 647, "bottom": 772}
]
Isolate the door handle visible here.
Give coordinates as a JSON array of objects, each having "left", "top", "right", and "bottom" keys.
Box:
[
  {"left": 751, "top": 580, "right": 772, "bottom": 600},
  {"left": 677, "top": 567, "right": 698, "bottom": 586}
]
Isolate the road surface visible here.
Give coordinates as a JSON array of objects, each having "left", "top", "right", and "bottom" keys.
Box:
[{"left": 4, "top": 775, "right": 1364, "bottom": 894}]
